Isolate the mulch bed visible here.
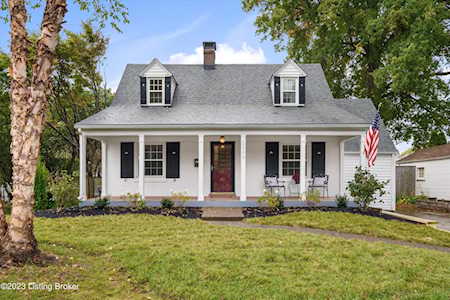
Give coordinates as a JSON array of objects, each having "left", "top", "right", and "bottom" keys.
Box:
[
  {"left": 243, "top": 207, "right": 415, "bottom": 223},
  {"left": 35, "top": 206, "right": 203, "bottom": 219}
]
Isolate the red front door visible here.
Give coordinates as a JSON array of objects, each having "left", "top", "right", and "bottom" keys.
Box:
[{"left": 211, "top": 142, "right": 234, "bottom": 192}]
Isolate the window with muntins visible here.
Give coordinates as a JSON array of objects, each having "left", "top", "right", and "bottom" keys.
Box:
[
  {"left": 148, "top": 78, "right": 164, "bottom": 104},
  {"left": 282, "top": 144, "right": 300, "bottom": 176},
  {"left": 282, "top": 78, "right": 297, "bottom": 104},
  {"left": 417, "top": 167, "right": 425, "bottom": 180},
  {"left": 144, "top": 144, "right": 163, "bottom": 176}
]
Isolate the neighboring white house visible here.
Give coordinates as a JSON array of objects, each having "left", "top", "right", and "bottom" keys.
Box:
[
  {"left": 397, "top": 143, "right": 450, "bottom": 201},
  {"left": 75, "top": 41, "right": 397, "bottom": 210}
]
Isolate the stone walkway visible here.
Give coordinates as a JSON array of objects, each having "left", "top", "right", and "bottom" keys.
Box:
[{"left": 208, "top": 221, "right": 450, "bottom": 253}]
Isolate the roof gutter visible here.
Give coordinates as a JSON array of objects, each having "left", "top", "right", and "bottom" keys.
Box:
[
  {"left": 397, "top": 155, "right": 450, "bottom": 164},
  {"left": 75, "top": 123, "right": 369, "bottom": 130}
]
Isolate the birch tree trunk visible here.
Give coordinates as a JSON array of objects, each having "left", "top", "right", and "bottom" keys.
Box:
[{"left": 2, "top": 0, "right": 67, "bottom": 260}]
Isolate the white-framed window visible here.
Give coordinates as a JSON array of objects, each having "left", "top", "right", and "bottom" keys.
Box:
[
  {"left": 144, "top": 144, "right": 164, "bottom": 176},
  {"left": 282, "top": 144, "right": 300, "bottom": 176},
  {"left": 147, "top": 78, "right": 164, "bottom": 105},
  {"left": 281, "top": 77, "right": 297, "bottom": 105},
  {"left": 417, "top": 167, "right": 425, "bottom": 180}
]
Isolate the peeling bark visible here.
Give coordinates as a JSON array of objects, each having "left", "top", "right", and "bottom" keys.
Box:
[{"left": 3, "top": 0, "right": 67, "bottom": 260}]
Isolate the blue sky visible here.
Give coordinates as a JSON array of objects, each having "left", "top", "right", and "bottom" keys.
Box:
[{"left": 1, "top": 0, "right": 285, "bottom": 90}]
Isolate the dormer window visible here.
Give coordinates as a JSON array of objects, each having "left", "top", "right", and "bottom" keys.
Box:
[
  {"left": 148, "top": 78, "right": 164, "bottom": 104},
  {"left": 139, "top": 58, "right": 175, "bottom": 106},
  {"left": 272, "top": 60, "right": 306, "bottom": 106},
  {"left": 282, "top": 78, "right": 297, "bottom": 105}
]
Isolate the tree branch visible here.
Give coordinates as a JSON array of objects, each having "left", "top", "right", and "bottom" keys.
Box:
[
  {"left": 45, "top": 121, "right": 77, "bottom": 148},
  {"left": 8, "top": 0, "right": 30, "bottom": 165},
  {"left": 435, "top": 71, "right": 450, "bottom": 76}
]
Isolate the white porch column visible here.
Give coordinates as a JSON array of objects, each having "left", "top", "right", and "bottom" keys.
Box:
[
  {"left": 79, "top": 133, "right": 87, "bottom": 200},
  {"left": 299, "top": 134, "right": 307, "bottom": 198},
  {"left": 360, "top": 132, "right": 366, "bottom": 167},
  {"left": 240, "top": 134, "right": 247, "bottom": 201},
  {"left": 101, "top": 140, "right": 107, "bottom": 198},
  {"left": 339, "top": 140, "right": 345, "bottom": 195},
  {"left": 198, "top": 134, "right": 204, "bottom": 201},
  {"left": 138, "top": 134, "right": 145, "bottom": 198}
]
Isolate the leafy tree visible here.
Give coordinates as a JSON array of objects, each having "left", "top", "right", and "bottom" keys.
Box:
[
  {"left": 243, "top": 0, "right": 450, "bottom": 148},
  {"left": 43, "top": 23, "right": 112, "bottom": 178},
  {"left": 0, "top": 52, "right": 11, "bottom": 197},
  {"left": 0, "top": 24, "right": 111, "bottom": 204},
  {"left": 347, "top": 166, "right": 389, "bottom": 209},
  {"left": 48, "top": 171, "right": 79, "bottom": 210},
  {"left": 0, "top": 0, "right": 127, "bottom": 264}
]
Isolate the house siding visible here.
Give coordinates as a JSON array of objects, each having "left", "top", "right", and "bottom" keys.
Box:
[
  {"left": 344, "top": 153, "right": 395, "bottom": 210},
  {"left": 397, "top": 158, "right": 450, "bottom": 201},
  {"left": 103, "top": 135, "right": 344, "bottom": 198}
]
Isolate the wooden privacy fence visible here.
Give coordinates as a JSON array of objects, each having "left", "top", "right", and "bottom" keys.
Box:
[{"left": 396, "top": 166, "right": 416, "bottom": 198}]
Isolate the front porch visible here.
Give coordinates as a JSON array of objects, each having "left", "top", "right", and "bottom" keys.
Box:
[
  {"left": 80, "top": 198, "right": 357, "bottom": 208},
  {"left": 79, "top": 129, "right": 367, "bottom": 204}
]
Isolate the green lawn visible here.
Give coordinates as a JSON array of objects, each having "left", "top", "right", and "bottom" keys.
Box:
[
  {"left": 246, "top": 211, "right": 450, "bottom": 247},
  {"left": 0, "top": 215, "right": 449, "bottom": 299}
]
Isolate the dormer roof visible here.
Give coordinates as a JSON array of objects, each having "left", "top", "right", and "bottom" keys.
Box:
[
  {"left": 273, "top": 59, "right": 307, "bottom": 78},
  {"left": 139, "top": 58, "right": 172, "bottom": 78}
]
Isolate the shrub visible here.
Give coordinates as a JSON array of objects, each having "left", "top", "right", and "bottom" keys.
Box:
[
  {"left": 257, "top": 190, "right": 284, "bottom": 209},
  {"left": 34, "top": 158, "right": 52, "bottom": 210},
  {"left": 347, "top": 166, "right": 389, "bottom": 210},
  {"left": 397, "top": 194, "right": 428, "bottom": 205},
  {"left": 305, "top": 189, "right": 321, "bottom": 205},
  {"left": 2, "top": 200, "right": 11, "bottom": 215},
  {"left": 335, "top": 195, "right": 348, "bottom": 208},
  {"left": 171, "top": 191, "right": 191, "bottom": 206},
  {"left": 161, "top": 198, "right": 174, "bottom": 209},
  {"left": 123, "top": 193, "right": 145, "bottom": 209},
  {"left": 49, "top": 172, "right": 79, "bottom": 210},
  {"left": 94, "top": 197, "right": 110, "bottom": 209}
]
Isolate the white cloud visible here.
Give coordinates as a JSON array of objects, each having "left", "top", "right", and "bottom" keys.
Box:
[
  {"left": 395, "top": 141, "right": 411, "bottom": 153},
  {"left": 168, "top": 43, "right": 266, "bottom": 64}
]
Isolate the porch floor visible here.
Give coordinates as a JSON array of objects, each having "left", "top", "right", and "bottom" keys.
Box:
[{"left": 81, "top": 198, "right": 351, "bottom": 208}]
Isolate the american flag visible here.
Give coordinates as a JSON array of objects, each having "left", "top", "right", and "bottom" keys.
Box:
[{"left": 364, "top": 112, "right": 381, "bottom": 167}]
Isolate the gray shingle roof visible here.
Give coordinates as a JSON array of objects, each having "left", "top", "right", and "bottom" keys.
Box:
[
  {"left": 75, "top": 63, "right": 396, "bottom": 153},
  {"left": 335, "top": 98, "right": 397, "bottom": 153}
]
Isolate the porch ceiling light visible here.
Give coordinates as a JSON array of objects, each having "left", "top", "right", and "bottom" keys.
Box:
[{"left": 219, "top": 136, "right": 225, "bottom": 144}]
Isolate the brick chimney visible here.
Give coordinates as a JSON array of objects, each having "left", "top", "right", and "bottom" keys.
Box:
[{"left": 203, "top": 41, "right": 216, "bottom": 69}]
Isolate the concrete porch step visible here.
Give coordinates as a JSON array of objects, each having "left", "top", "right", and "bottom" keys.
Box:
[
  {"left": 201, "top": 207, "right": 244, "bottom": 221},
  {"left": 207, "top": 193, "right": 237, "bottom": 199}
]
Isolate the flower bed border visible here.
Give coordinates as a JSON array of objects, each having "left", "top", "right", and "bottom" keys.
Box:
[
  {"left": 243, "top": 207, "right": 415, "bottom": 223},
  {"left": 35, "top": 206, "right": 202, "bottom": 219}
]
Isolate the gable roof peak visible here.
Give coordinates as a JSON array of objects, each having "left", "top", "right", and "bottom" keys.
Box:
[
  {"left": 274, "top": 59, "right": 307, "bottom": 77},
  {"left": 139, "top": 58, "right": 172, "bottom": 77}
]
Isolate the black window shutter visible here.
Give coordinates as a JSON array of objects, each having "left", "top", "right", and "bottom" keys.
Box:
[
  {"left": 121, "top": 142, "right": 134, "bottom": 178},
  {"left": 265, "top": 142, "right": 279, "bottom": 176},
  {"left": 274, "top": 76, "right": 280, "bottom": 105},
  {"left": 140, "top": 77, "right": 147, "bottom": 105},
  {"left": 166, "top": 142, "right": 180, "bottom": 178},
  {"left": 299, "top": 77, "right": 305, "bottom": 105},
  {"left": 164, "top": 77, "right": 171, "bottom": 105},
  {"left": 311, "top": 142, "right": 325, "bottom": 177}
]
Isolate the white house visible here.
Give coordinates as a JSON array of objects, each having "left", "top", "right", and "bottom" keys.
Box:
[
  {"left": 397, "top": 143, "right": 450, "bottom": 201},
  {"left": 75, "top": 41, "right": 397, "bottom": 210}
]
